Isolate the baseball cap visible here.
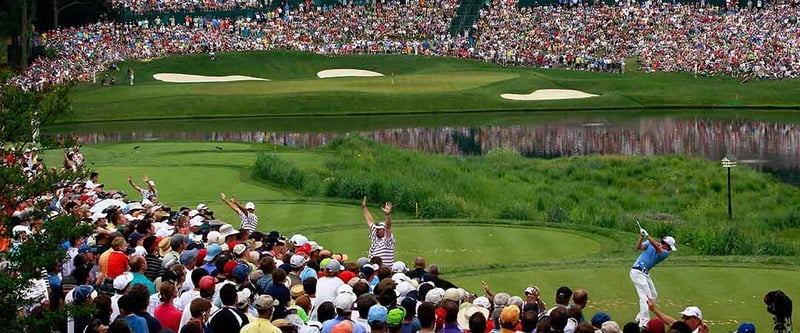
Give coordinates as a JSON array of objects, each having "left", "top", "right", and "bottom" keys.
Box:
[
  {"left": 254, "top": 295, "right": 278, "bottom": 310},
  {"left": 73, "top": 285, "right": 97, "bottom": 303},
  {"left": 237, "top": 288, "right": 252, "bottom": 310},
  {"left": 295, "top": 243, "right": 312, "bottom": 256},
  {"left": 387, "top": 307, "right": 406, "bottom": 327},
  {"left": 646, "top": 318, "right": 666, "bottom": 333},
  {"left": 290, "top": 254, "right": 306, "bottom": 268},
  {"left": 391, "top": 261, "right": 407, "bottom": 273},
  {"left": 190, "top": 216, "right": 204, "bottom": 227},
  {"left": 325, "top": 259, "right": 343, "bottom": 273},
  {"left": 78, "top": 245, "right": 97, "bottom": 254},
  {"left": 368, "top": 304, "right": 388, "bottom": 324},
  {"left": 113, "top": 272, "right": 133, "bottom": 291},
  {"left": 223, "top": 260, "right": 238, "bottom": 276},
  {"left": 425, "top": 288, "right": 445, "bottom": 304},
  {"left": 232, "top": 263, "right": 251, "bottom": 281},
  {"left": 444, "top": 288, "right": 462, "bottom": 302},
  {"left": 308, "top": 241, "right": 323, "bottom": 252},
  {"left": 602, "top": 321, "right": 621, "bottom": 333},
  {"left": 360, "top": 263, "right": 378, "bottom": 277},
  {"left": 206, "top": 231, "right": 222, "bottom": 245},
  {"left": 198, "top": 275, "right": 217, "bottom": 291},
  {"left": 245, "top": 202, "right": 255, "bottom": 210},
  {"left": 331, "top": 320, "right": 354, "bottom": 333},
  {"left": 473, "top": 296, "right": 491, "bottom": 309},
  {"left": 591, "top": 312, "right": 611, "bottom": 328},
  {"left": 334, "top": 291, "right": 357, "bottom": 311},
  {"left": 180, "top": 248, "right": 199, "bottom": 266},
  {"left": 663, "top": 236, "right": 677, "bottom": 251},
  {"left": 500, "top": 305, "right": 520, "bottom": 325},
  {"left": 737, "top": 322, "right": 756, "bottom": 333},
  {"left": 556, "top": 286, "right": 572, "bottom": 300},
  {"left": 233, "top": 243, "right": 247, "bottom": 256},
  {"left": 197, "top": 204, "right": 208, "bottom": 211},
  {"left": 493, "top": 292, "right": 511, "bottom": 307},
  {"left": 205, "top": 244, "right": 222, "bottom": 262},
  {"left": 290, "top": 234, "right": 308, "bottom": 246},
  {"left": 374, "top": 223, "right": 386, "bottom": 230},
  {"left": 679, "top": 306, "right": 702, "bottom": 320},
  {"left": 170, "top": 234, "right": 186, "bottom": 249}
]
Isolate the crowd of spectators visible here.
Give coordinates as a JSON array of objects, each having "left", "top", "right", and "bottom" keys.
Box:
[
  {"left": 3, "top": 149, "right": 770, "bottom": 333},
  {"left": 8, "top": 0, "right": 800, "bottom": 90}
]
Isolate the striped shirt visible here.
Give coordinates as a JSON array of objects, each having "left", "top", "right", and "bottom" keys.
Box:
[
  {"left": 368, "top": 225, "right": 395, "bottom": 267},
  {"left": 144, "top": 254, "right": 164, "bottom": 282},
  {"left": 239, "top": 211, "right": 258, "bottom": 232}
]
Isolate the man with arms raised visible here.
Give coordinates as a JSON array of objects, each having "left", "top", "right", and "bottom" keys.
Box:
[
  {"left": 362, "top": 197, "right": 394, "bottom": 267},
  {"left": 630, "top": 225, "right": 676, "bottom": 326}
]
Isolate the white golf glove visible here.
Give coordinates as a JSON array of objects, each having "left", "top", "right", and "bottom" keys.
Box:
[{"left": 640, "top": 228, "right": 649, "bottom": 237}]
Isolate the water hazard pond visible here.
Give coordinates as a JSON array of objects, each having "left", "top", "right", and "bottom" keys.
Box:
[{"left": 47, "top": 110, "right": 800, "bottom": 184}]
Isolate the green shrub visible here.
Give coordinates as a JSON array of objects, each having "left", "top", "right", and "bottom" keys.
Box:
[
  {"left": 251, "top": 136, "right": 800, "bottom": 256},
  {"left": 498, "top": 203, "right": 533, "bottom": 220}
]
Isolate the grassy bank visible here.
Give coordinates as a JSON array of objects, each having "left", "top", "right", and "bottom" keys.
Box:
[
  {"left": 62, "top": 51, "right": 800, "bottom": 123},
  {"left": 254, "top": 136, "right": 800, "bottom": 256}
]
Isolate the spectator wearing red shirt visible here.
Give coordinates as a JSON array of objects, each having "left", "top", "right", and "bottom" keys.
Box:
[
  {"left": 107, "top": 236, "right": 130, "bottom": 279},
  {"left": 154, "top": 281, "right": 182, "bottom": 332}
]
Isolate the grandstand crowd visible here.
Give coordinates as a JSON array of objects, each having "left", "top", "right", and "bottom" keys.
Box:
[
  {"left": 8, "top": 0, "right": 800, "bottom": 90},
  {"left": 1, "top": 147, "right": 771, "bottom": 333}
]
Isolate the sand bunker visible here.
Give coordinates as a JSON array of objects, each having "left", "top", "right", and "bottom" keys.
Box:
[
  {"left": 500, "top": 89, "right": 598, "bottom": 101},
  {"left": 317, "top": 69, "right": 384, "bottom": 78},
  {"left": 153, "top": 73, "right": 269, "bottom": 83}
]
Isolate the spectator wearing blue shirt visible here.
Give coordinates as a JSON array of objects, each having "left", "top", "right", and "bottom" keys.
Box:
[
  {"left": 630, "top": 227, "right": 676, "bottom": 327},
  {"left": 119, "top": 294, "right": 148, "bottom": 333}
]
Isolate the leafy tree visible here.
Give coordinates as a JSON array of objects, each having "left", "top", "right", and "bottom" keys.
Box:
[{"left": 0, "top": 84, "right": 93, "bottom": 332}]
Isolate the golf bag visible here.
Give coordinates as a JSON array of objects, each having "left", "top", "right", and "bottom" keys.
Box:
[{"left": 765, "top": 290, "right": 793, "bottom": 333}]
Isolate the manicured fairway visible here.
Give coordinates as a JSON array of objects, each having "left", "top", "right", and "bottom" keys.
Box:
[
  {"left": 306, "top": 225, "right": 603, "bottom": 268},
  {"left": 452, "top": 267, "right": 800, "bottom": 332},
  {"left": 62, "top": 51, "right": 800, "bottom": 123}
]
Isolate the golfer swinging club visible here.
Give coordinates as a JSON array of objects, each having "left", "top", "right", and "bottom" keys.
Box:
[{"left": 631, "top": 222, "right": 677, "bottom": 326}]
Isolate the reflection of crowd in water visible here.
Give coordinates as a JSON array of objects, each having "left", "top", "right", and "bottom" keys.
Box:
[{"left": 63, "top": 119, "right": 800, "bottom": 169}]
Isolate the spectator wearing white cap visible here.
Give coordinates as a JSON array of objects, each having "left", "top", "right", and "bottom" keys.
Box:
[
  {"left": 111, "top": 272, "right": 134, "bottom": 321},
  {"left": 647, "top": 302, "right": 705, "bottom": 333},
  {"left": 221, "top": 193, "right": 259, "bottom": 233},
  {"left": 317, "top": 259, "right": 345, "bottom": 302},
  {"left": 321, "top": 291, "right": 366, "bottom": 333},
  {"left": 362, "top": 197, "right": 394, "bottom": 267}
]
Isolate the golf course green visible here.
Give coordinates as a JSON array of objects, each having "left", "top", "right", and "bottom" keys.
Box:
[{"left": 60, "top": 51, "right": 800, "bottom": 123}]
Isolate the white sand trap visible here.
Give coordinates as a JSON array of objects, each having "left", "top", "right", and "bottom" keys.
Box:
[
  {"left": 317, "top": 69, "right": 384, "bottom": 78},
  {"left": 153, "top": 73, "right": 269, "bottom": 83},
  {"left": 500, "top": 89, "right": 598, "bottom": 101}
]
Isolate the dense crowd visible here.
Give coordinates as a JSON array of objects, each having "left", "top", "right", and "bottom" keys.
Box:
[
  {"left": 112, "top": 0, "right": 266, "bottom": 15},
  {"left": 8, "top": 1, "right": 800, "bottom": 89},
  {"left": 2, "top": 148, "right": 773, "bottom": 333}
]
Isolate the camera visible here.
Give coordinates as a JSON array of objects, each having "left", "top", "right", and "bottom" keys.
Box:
[{"left": 764, "top": 290, "right": 793, "bottom": 333}]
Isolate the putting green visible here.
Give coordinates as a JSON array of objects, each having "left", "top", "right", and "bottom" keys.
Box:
[
  {"left": 307, "top": 226, "right": 602, "bottom": 268},
  {"left": 191, "top": 71, "right": 519, "bottom": 95},
  {"left": 451, "top": 267, "right": 800, "bottom": 332}
]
